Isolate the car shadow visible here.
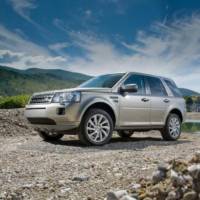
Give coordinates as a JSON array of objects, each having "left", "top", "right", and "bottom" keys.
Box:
[{"left": 47, "top": 135, "right": 191, "bottom": 151}]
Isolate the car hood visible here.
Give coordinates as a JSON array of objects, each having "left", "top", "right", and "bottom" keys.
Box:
[{"left": 33, "top": 87, "right": 113, "bottom": 95}]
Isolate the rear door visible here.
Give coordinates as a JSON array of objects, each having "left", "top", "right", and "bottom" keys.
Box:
[
  {"left": 145, "top": 76, "right": 170, "bottom": 125},
  {"left": 119, "top": 74, "right": 151, "bottom": 126}
]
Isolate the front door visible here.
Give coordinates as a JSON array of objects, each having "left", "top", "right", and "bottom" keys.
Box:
[{"left": 119, "top": 74, "right": 150, "bottom": 126}]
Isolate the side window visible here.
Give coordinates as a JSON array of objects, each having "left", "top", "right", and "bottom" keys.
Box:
[
  {"left": 123, "top": 74, "right": 145, "bottom": 95},
  {"left": 146, "top": 77, "right": 167, "bottom": 96},
  {"left": 164, "top": 79, "right": 182, "bottom": 97}
]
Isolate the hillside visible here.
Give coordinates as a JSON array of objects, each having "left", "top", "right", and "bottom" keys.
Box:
[
  {"left": 0, "top": 66, "right": 199, "bottom": 97},
  {"left": 179, "top": 88, "right": 200, "bottom": 97},
  {"left": 0, "top": 66, "right": 91, "bottom": 96}
]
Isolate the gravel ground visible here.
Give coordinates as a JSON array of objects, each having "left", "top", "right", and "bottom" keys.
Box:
[{"left": 0, "top": 109, "right": 200, "bottom": 200}]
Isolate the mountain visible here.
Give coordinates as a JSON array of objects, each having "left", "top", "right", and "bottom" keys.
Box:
[
  {"left": 0, "top": 66, "right": 199, "bottom": 97},
  {"left": 0, "top": 66, "right": 91, "bottom": 96},
  {"left": 179, "top": 88, "right": 200, "bottom": 97}
]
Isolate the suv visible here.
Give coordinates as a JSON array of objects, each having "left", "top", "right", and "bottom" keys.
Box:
[{"left": 25, "top": 72, "right": 186, "bottom": 146}]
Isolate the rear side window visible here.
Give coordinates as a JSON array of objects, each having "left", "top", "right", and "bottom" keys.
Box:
[
  {"left": 123, "top": 74, "right": 145, "bottom": 95},
  {"left": 146, "top": 76, "right": 167, "bottom": 96},
  {"left": 164, "top": 79, "right": 182, "bottom": 97}
]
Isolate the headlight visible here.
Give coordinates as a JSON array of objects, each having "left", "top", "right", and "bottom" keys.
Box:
[{"left": 51, "top": 91, "right": 81, "bottom": 104}]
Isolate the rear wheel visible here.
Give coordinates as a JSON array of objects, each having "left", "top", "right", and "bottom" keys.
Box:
[
  {"left": 38, "top": 130, "right": 63, "bottom": 141},
  {"left": 117, "top": 130, "right": 134, "bottom": 138},
  {"left": 79, "top": 109, "right": 113, "bottom": 146},
  {"left": 161, "top": 113, "right": 181, "bottom": 141}
]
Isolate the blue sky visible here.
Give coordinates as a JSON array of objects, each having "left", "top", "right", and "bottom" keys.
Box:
[{"left": 0, "top": 0, "right": 200, "bottom": 91}]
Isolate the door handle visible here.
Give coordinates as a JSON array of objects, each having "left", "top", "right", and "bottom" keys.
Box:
[
  {"left": 141, "top": 98, "right": 149, "bottom": 102},
  {"left": 163, "top": 99, "right": 170, "bottom": 103}
]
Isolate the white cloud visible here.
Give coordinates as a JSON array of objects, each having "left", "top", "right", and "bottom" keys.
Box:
[
  {"left": 8, "top": 0, "right": 36, "bottom": 21},
  {"left": 63, "top": 15, "right": 200, "bottom": 91},
  {"left": 0, "top": 25, "right": 67, "bottom": 69},
  {"left": 0, "top": 49, "right": 24, "bottom": 59},
  {"left": 85, "top": 10, "right": 92, "bottom": 17},
  {"left": 48, "top": 42, "right": 69, "bottom": 51}
]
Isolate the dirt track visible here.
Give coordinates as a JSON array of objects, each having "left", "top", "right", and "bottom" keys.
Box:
[{"left": 1, "top": 132, "right": 200, "bottom": 200}]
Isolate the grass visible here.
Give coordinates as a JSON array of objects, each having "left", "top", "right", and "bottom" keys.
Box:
[
  {"left": 0, "top": 95, "right": 30, "bottom": 109},
  {"left": 182, "top": 123, "right": 200, "bottom": 133}
]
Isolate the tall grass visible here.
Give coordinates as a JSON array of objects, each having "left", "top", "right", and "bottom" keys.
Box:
[{"left": 0, "top": 95, "right": 30, "bottom": 109}]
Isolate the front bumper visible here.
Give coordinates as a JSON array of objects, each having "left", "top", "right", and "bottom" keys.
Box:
[{"left": 24, "top": 103, "right": 80, "bottom": 131}]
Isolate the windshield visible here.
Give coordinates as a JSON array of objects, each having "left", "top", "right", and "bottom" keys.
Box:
[{"left": 79, "top": 73, "right": 125, "bottom": 88}]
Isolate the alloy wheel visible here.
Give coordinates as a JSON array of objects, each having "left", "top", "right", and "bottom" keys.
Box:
[
  {"left": 86, "top": 114, "right": 110, "bottom": 143},
  {"left": 169, "top": 117, "right": 181, "bottom": 138}
]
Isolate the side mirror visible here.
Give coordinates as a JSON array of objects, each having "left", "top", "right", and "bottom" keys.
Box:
[{"left": 120, "top": 84, "right": 138, "bottom": 93}]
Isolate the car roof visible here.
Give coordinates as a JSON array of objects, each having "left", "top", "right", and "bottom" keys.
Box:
[{"left": 125, "top": 71, "right": 173, "bottom": 81}]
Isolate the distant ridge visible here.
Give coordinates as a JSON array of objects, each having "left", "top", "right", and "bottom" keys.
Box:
[
  {"left": 0, "top": 66, "right": 199, "bottom": 97},
  {"left": 179, "top": 88, "right": 200, "bottom": 97},
  {"left": 0, "top": 66, "right": 91, "bottom": 96}
]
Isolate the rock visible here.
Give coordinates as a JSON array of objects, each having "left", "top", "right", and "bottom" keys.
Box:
[
  {"left": 58, "top": 180, "right": 66, "bottom": 186},
  {"left": 143, "top": 198, "right": 153, "bottom": 200},
  {"left": 120, "top": 195, "right": 137, "bottom": 200},
  {"left": 131, "top": 183, "right": 141, "bottom": 191},
  {"left": 152, "top": 170, "right": 165, "bottom": 184},
  {"left": 157, "top": 163, "right": 170, "bottom": 172},
  {"left": 166, "top": 191, "right": 177, "bottom": 200},
  {"left": 170, "top": 170, "right": 185, "bottom": 186},
  {"left": 72, "top": 175, "right": 90, "bottom": 182},
  {"left": 107, "top": 190, "right": 128, "bottom": 200},
  {"left": 22, "top": 183, "right": 34, "bottom": 188},
  {"left": 188, "top": 164, "right": 200, "bottom": 179},
  {"left": 183, "top": 175, "right": 193, "bottom": 182},
  {"left": 60, "top": 187, "right": 71, "bottom": 193},
  {"left": 190, "top": 151, "right": 200, "bottom": 163},
  {"left": 183, "top": 191, "right": 197, "bottom": 200}
]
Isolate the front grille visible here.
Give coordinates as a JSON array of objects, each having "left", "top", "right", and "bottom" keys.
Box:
[{"left": 29, "top": 93, "right": 54, "bottom": 104}]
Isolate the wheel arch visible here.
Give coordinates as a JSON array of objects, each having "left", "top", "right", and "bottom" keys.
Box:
[
  {"left": 166, "top": 108, "right": 183, "bottom": 123},
  {"left": 79, "top": 101, "right": 116, "bottom": 126}
]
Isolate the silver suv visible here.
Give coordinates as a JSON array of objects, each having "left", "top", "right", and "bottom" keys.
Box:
[{"left": 25, "top": 72, "right": 186, "bottom": 146}]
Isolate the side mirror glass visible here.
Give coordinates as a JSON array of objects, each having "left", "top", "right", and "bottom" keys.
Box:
[{"left": 120, "top": 84, "right": 138, "bottom": 93}]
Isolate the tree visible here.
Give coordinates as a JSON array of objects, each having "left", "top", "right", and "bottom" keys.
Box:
[{"left": 185, "top": 96, "right": 193, "bottom": 105}]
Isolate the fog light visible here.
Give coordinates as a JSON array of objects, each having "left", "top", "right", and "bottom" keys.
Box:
[{"left": 57, "top": 108, "right": 65, "bottom": 115}]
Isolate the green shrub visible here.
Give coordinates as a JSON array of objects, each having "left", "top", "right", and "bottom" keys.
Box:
[
  {"left": 0, "top": 95, "right": 30, "bottom": 109},
  {"left": 182, "top": 123, "right": 200, "bottom": 132}
]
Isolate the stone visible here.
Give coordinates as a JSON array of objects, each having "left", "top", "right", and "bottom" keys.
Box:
[
  {"left": 170, "top": 170, "right": 185, "bottom": 186},
  {"left": 131, "top": 183, "right": 141, "bottom": 191},
  {"left": 120, "top": 195, "right": 137, "bottom": 200},
  {"left": 183, "top": 191, "right": 197, "bottom": 200},
  {"left": 60, "top": 187, "right": 71, "bottom": 193},
  {"left": 157, "top": 163, "right": 170, "bottom": 172},
  {"left": 152, "top": 170, "right": 165, "bottom": 184},
  {"left": 107, "top": 190, "right": 128, "bottom": 200},
  {"left": 166, "top": 191, "right": 176, "bottom": 200},
  {"left": 143, "top": 198, "right": 153, "bottom": 200},
  {"left": 72, "top": 175, "right": 90, "bottom": 182},
  {"left": 188, "top": 164, "right": 200, "bottom": 179}
]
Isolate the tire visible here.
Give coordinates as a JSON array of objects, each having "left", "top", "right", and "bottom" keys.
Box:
[
  {"left": 38, "top": 130, "right": 64, "bottom": 141},
  {"left": 78, "top": 108, "right": 114, "bottom": 146},
  {"left": 161, "top": 113, "right": 181, "bottom": 141},
  {"left": 117, "top": 130, "right": 134, "bottom": 138}
]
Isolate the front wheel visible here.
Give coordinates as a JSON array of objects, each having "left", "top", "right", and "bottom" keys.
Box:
[
  {"left": 79, "top": 109, "right": 113, "bottom": 146},
  {"left": 117, "top": 130, "right": 134, "bottom": 138},
  {"left": 38, "top": 130, "right": 63, "bottom": 141},
  {"left": 161, "top": 113, "right": 181, "bottom": 141}
]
